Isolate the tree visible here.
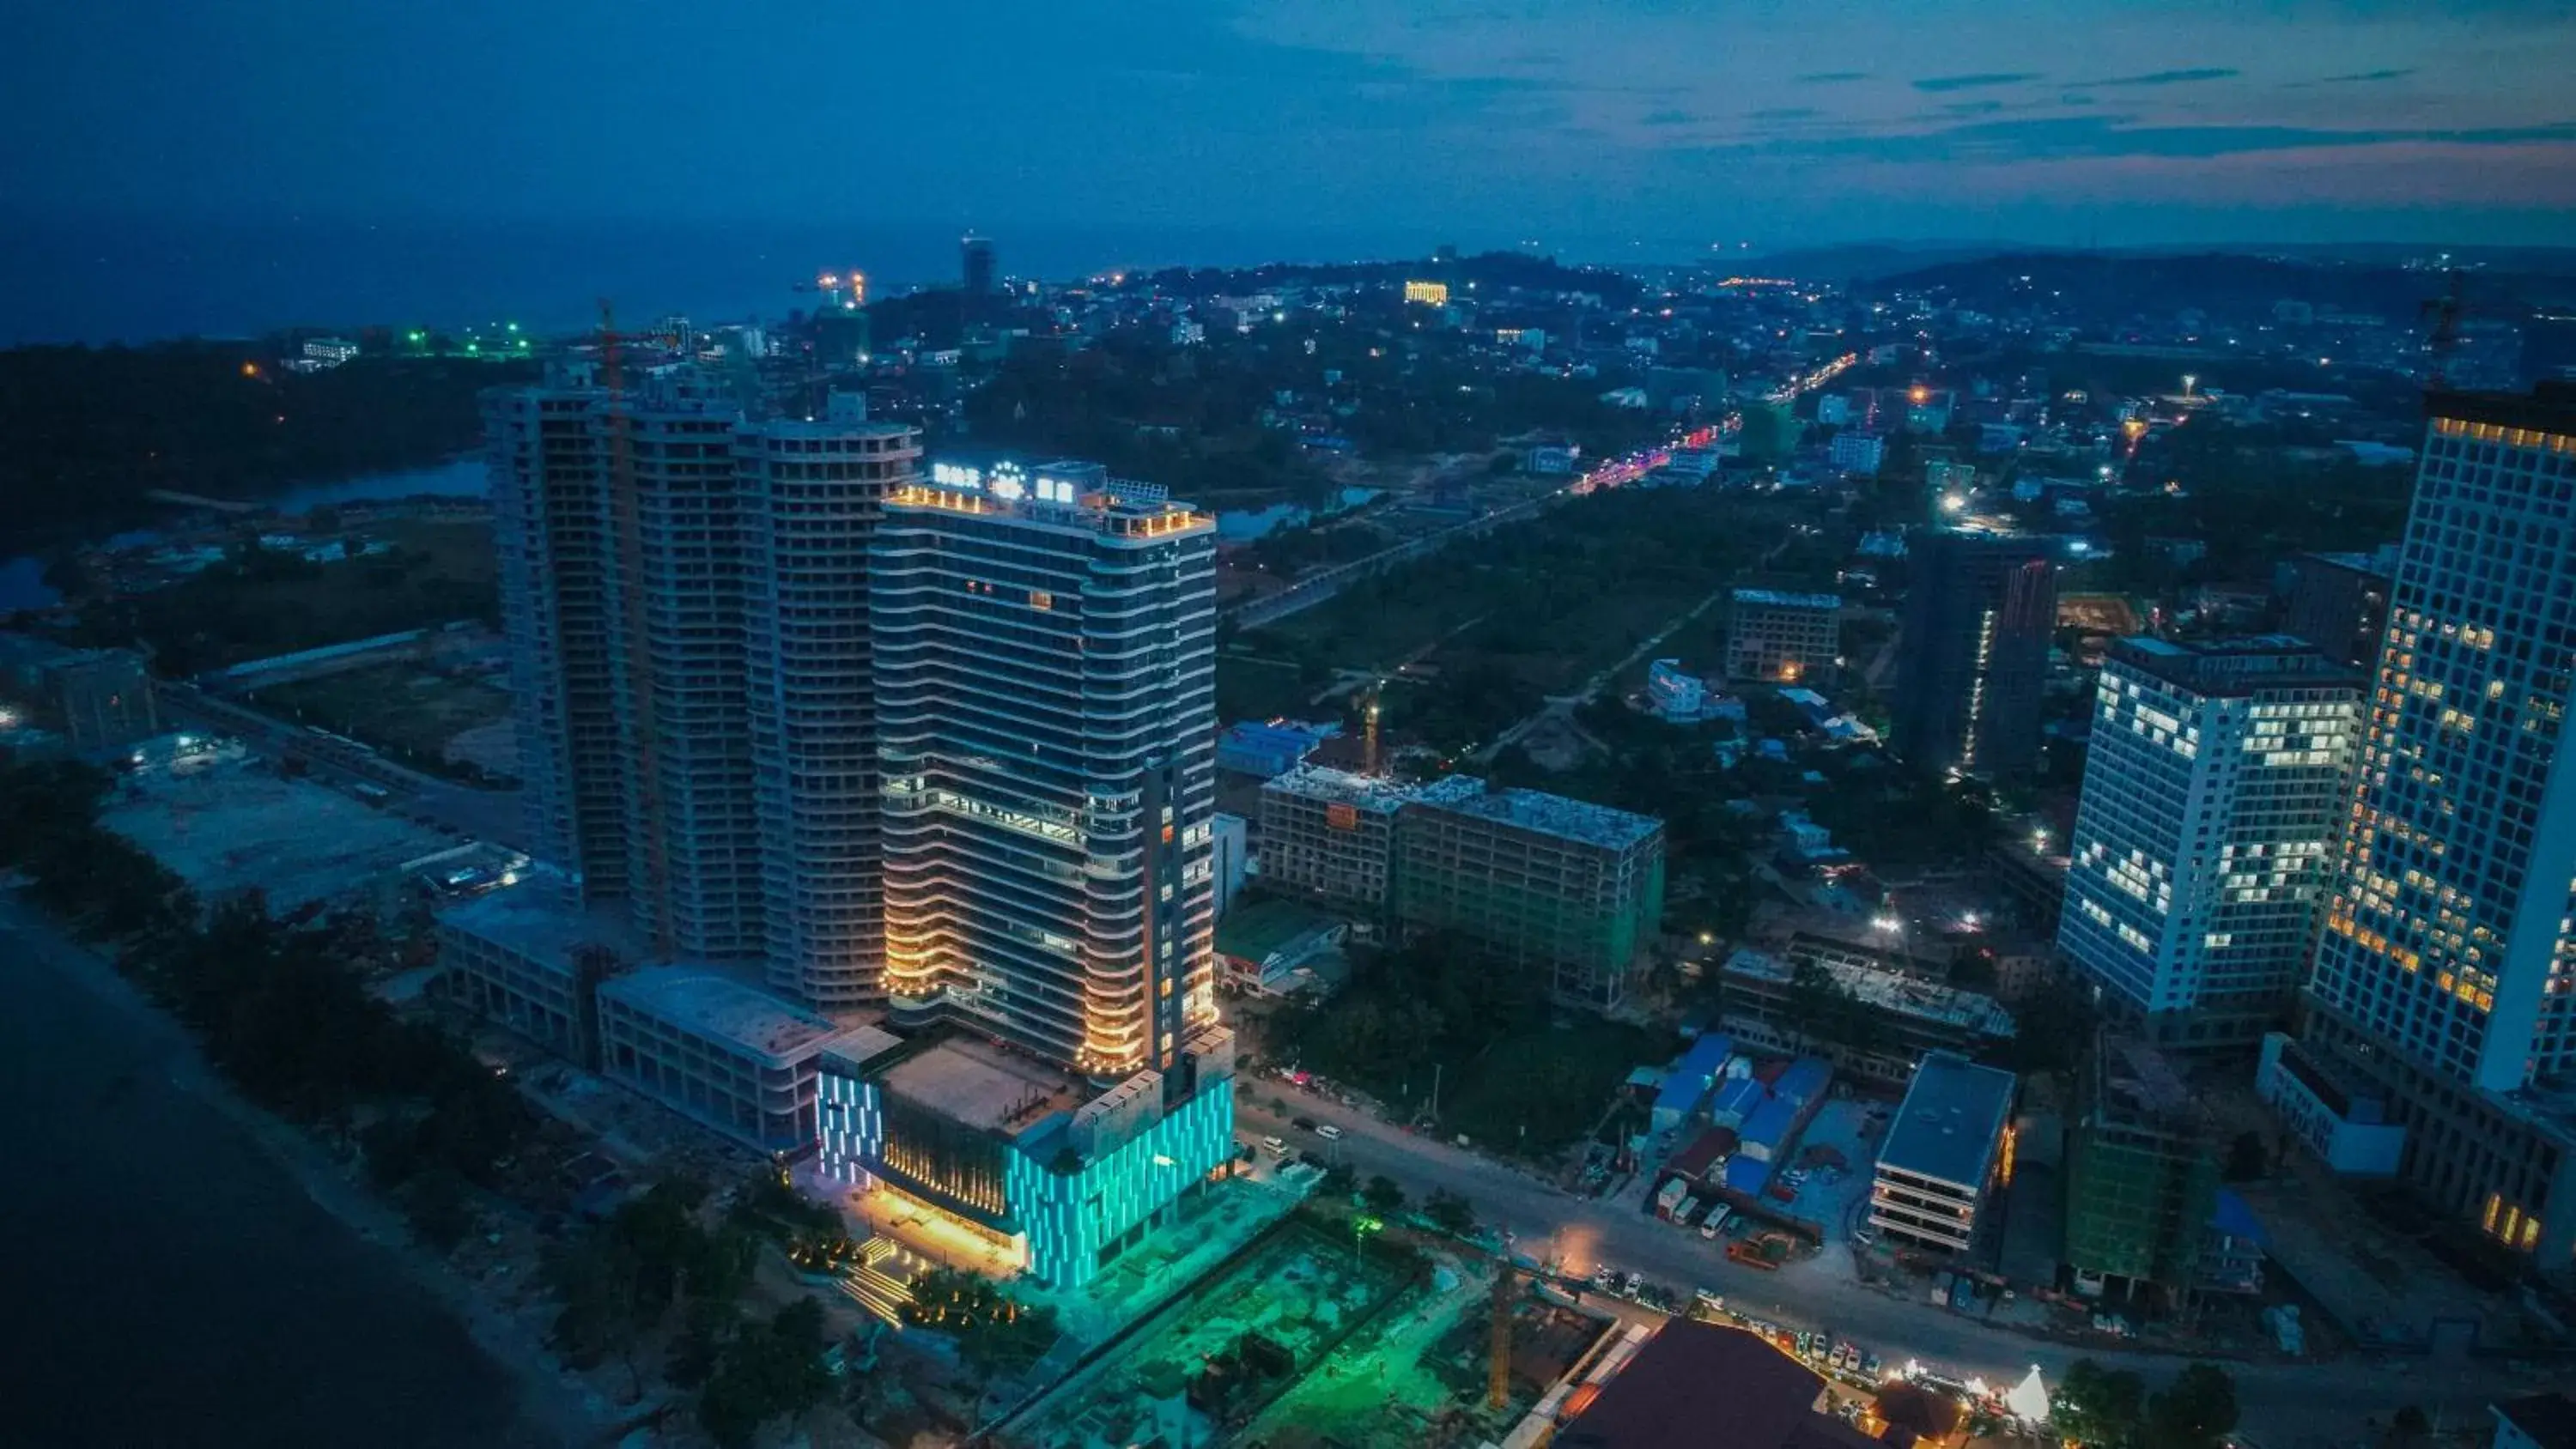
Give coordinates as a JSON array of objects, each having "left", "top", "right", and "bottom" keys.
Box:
[
  {"left": 2054, "top": 1357, "right": 2146, "bottom": 1446},
  {"left": 1363, "top": 1175, "right": 1406, "bottom": 1216},
  {"left": 1318, "top": 1162, "right": 1357, "bottom": 1197},
  {"left": 697, "top": 1299, "right": 834, "bottom": 1449},
  {"left": 2224, "top": 1131, "right": 2268, "bottom": 1183},
  {"left": 1425, "top": 1189, "right": 1477, "bottom": 1236},
  {"left": 2143, "top": 1362, "right": 2238, "bottom": 1449},
  {"left": 2385, "top": 1406, "right": 2432, "bottom": 1449}
]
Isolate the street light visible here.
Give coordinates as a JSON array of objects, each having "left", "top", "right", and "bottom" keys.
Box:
[{"left": 1352, "top": 1213, "right": 1383, "bottom": 1270}]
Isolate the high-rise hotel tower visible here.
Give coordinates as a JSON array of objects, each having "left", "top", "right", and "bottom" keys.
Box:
[{"left": 2272, "top": 385, "right": 2576, "bottom": 1275}]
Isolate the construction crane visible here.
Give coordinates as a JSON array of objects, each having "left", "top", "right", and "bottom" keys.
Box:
[
  {"left": 599, "top": 299, "right": 674, "bottom": 959},
  {"left": 1362, "top": 685, "right": 1384, "bottom": 778},
  {"left": 2421, "top": 271, "right": 2469, "bottom": 391}
]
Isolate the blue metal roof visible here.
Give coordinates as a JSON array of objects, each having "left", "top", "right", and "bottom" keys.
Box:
[
  {"left": 1741, "top": 1098, "right": 1797, "bottom": 1149},
  {"left": 1723, "top": 1154, "right": 1773, "bottom": 1193},
  {"left": 1711, "top": 1078, "right": 1765, "bottom": 1119},
  {"left": 1772, "top": 1057, "right": 1833, "bottom": 1107}
]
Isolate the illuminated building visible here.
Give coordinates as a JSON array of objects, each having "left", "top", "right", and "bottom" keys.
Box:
[
  {"left": 2058, "top": 636, "right": 2361, "bottom": 1050},
  {"left": 2281, "top": 548, "right": 2399, "bottom": 670},
  {"left": 597, "top": 965, "right": 884, "bottom": 1155},
  {"left": 817, "top": 1026, "right": 1238, "bottom": 1288},
  {"left": 1871, "top": 1051, "right": 2016, "bottom": 1255},
  {"left": 1723, "top": 588, "right": 1842, "bottom": 685},
  {"left": 872, "top": 458, "right": 1220, "bottom": 1078},
  {"left": 1891, "top": 530, "right": 2057, "bottom": 779},
  {"left": 1402, "top": 279, "right": 1449, "bottom": 306},
  {"left": 2293, "top": 385, "right": 2576, "bottom": 1273}
]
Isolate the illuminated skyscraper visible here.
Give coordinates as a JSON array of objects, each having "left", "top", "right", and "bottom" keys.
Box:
[
  {"left": 2059, "top": 637, "right": 2360, "bottom": 1050},
  {"left": 871, "top": 459, "right": 1220, "bottom": 1078},
  {"left": 2281, "top": 384, "right": 2576, "bottom": 1271},
  {"left": 1892, "top": 530, "right": 2057, "bottom": 779}
]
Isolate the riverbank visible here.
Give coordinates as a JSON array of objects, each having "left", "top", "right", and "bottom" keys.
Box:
[{"left": 0, "top": 889, "right": 612, "bottom": 1447}]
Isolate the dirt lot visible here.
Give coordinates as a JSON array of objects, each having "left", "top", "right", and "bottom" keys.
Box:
[{"left": 252, "top": 659, "right": 513, "bottom": 781}]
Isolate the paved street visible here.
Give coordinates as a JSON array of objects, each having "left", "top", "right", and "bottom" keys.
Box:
[{"left": 1238, "top": 1084, "right": 2561, "bottom": 1442}]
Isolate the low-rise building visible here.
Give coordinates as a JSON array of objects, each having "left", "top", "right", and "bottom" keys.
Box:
[
  {"left": 1214, "top": 898, "right": 1346, "bottom": 996},
  {"left": 2255, "top": 1031, "right": 2404, "bottom": 1175},
  {"left": 1216, "top": 719, "right": 1339, "bottom": 779},
  {"left": 1871, "top": 1052, "right": 2018, "bottom": 1255},
  {"left": 1718, "top": 948, "right": 2014, "bottom": 1090},
  {"left": 0, "top": 635, "right": 161, "bottom": 755},
  {"left": 1828, "top": 431, "right": 1885, "bottom": 476},
  {"left": 1395, "top": 784, "right": 1667, "bottom": 1011},
  {"left": 2492, "top": 1393, "right": 2576, "bottom": 1449},
  {"left": 1725, "top": 590, "right": 1841, "bottom": 685},
  {"left": 1257, "top": 765, "right": 1481, "bottom": 915},
  {"left": 1558, "top": 1319, "right": 1874, "bottom": 1449},
  {"left": 434, "top": 883, "right": 635, "bottom": 1066},
  {"left": 817, "top": 1025, "right": 1236, "bottom": 1288},
  {"left": 597, "top": 966, "right": 881, "bottom": 1155}
]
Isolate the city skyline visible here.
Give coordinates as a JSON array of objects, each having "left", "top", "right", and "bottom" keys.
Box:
[{"left": 9, "top": 2, "right": 2574, "bottom": 252}]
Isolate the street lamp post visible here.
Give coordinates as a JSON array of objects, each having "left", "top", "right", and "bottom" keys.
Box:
[{"left": 1352, "top": 1213, "right": 1383, "bottom": 1271}]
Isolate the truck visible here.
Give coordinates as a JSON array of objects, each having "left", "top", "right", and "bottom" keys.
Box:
[{"left": 1725, "top": 1240, "right": 1779, "bottom": 1270}]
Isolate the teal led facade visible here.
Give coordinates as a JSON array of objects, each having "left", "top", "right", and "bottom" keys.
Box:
[
  {"left": 1009, "top": 1077, "right": 1236, "bottom": 1288},
  {"left": 815, "top": 1050, "right": 1236, "bottom": 1288}
]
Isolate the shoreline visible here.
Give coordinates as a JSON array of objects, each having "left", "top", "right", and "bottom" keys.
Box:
[{"left": 1, "top": 890, "right": 614, "bottom": 1447}]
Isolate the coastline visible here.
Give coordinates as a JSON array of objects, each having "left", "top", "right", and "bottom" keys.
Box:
[{"left": 0, "top": 889, "right": 613, "bottom": 1447}]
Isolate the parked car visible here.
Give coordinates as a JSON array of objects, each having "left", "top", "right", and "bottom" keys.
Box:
[
  {"left": 1292, "top": 1116, "right": 1317, "bottom": 1131},
  {"left": 1315, "top": 1124, "right": 1344, "bottom": 1141}
]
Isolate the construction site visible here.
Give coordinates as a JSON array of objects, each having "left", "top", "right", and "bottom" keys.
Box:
[{"left": 992, "top": 1214, "right": 1615, "bottom": 1449}]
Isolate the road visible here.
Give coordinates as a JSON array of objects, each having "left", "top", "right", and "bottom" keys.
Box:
[
  {"left": 1238, "top": 1087, "right": 2556, "bottom": 1442},
  {"left": 155, "top": 680, "right": 526, "bottom": 848}
]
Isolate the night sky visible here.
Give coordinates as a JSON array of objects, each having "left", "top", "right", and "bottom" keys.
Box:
[{"left": 9, "top": 0, "right": 2574, "bottom": 250}]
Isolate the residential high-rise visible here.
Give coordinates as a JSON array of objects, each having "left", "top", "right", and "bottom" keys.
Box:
[
  {"left": 872, "top": 459, "right": 1220, "bottom": 1079},
  {"left": 484, "top": 367, "right": 918, "bottom": 1000},
  {"left": 2058, "top": 636, "right": 2362, "bottom": 1051},
  {"left": 1893, "top": 530, "right": 2057, "bottom": 779},
  {"left": 962, "top": 233, "right": 997, "bottom": 296},
  {"left": 2281, "top": 549, "right": 2398, "bottom": 670},
  {"left": 2293, "top": 385, "right": 2576, "bottom": 1271}
]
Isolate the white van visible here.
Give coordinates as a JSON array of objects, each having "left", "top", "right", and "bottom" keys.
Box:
[{"left": 1315, "top": 1124, "right": 1344, "bottom": 1141}]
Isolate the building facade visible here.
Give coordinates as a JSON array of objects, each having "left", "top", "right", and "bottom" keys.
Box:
[
  {"left": 1255, "top": 765, "right": 1481, "bottom": 916},
  {"left": 483, "top": 371, "right": 920, "bottom": 1003},
  {"left": 2058, "top": 637, "right": 2362, "bottom": 1050},
  {"left": 2065, "top": 1037, "right": 2221, "bottom": 1299},
  {"left": 2294, "top": 385, "right": 2576, "bottom": 1274},
  {"left": 596, "top": 966, "right": 877, "bottom": 1155},
  {"left": 872, "top": 459, "right": 1220, "bottom": 1081},
  {"left": 1725, "top": 589, "right": 1842, "bottom": 685},
  {"left": 2281, "top": 549, "right": 2397, "bottom": 670},
  {"left": 1871, "top": 1052, "right": 2018, "bottom": 1255},
  {"left": 1893, "top": 530, "right": 2057, "bottom": 779},
  {"left": 1394, "top": 786, "right": 1666, "bottom": 1010}
]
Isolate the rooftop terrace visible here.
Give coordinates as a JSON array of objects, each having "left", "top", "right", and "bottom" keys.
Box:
[
  {"left": 1426, "top": 784, "right": 1664, "bottom": 851},
  {"left": 437, "top": 876, "right": 641, "bottom": 967},
  {"left": 877, "top": 1034, "right": 1087, "bottom": 1137},
  {"left": 598, "top": 966, "right": 877, "bottom": 1068},
  {"left": 1262, "top": 762, "right": 1485, "bottom": 816},
  {"left": 1728, "top": 949, "right": 2014, "bottom": 1039},
  {"left": 1879, "top": 1051, "right": 2018, "bottom": 1191}
]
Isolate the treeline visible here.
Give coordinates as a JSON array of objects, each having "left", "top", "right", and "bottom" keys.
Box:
[
  {"left": 0, "top": 343, "right": 535, "bottom": 539},
  {"left": 0, "top": 751, "right": 533, "bottom": 1240}
]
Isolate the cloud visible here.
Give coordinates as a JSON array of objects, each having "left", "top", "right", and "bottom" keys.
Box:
[
  {"left": 1639, "top": 108, "right": 1698, "bottom": 126},
  {"left": 2320, "top": 68, "right": 2415, "bottom": 83},
  {"left": 1912, "top": 72, "right": 2043, "bottom": 93},
  {"left": 1795, "top": 71, "right": 1869, "bottom": 84},
  {"left": 1747, "top": 106, "right": 1821, "bottom": 120},
  {"left": 1747, "top": 112, "right": 2576, "bottom": 165},
  {"left": 2075, "top": 68, "right": 2239, "bottom": 88}
]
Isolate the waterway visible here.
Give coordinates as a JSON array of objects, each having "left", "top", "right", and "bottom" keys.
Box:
[
  {"left": 0, "top": 458, "right": 489, "bottom": 613},
  {"left": 1214, "top": 486, "right": 1382, "bottom": 541},
  {"left": 0, "top": 896, "right": 553, "bottom": 1446}
]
